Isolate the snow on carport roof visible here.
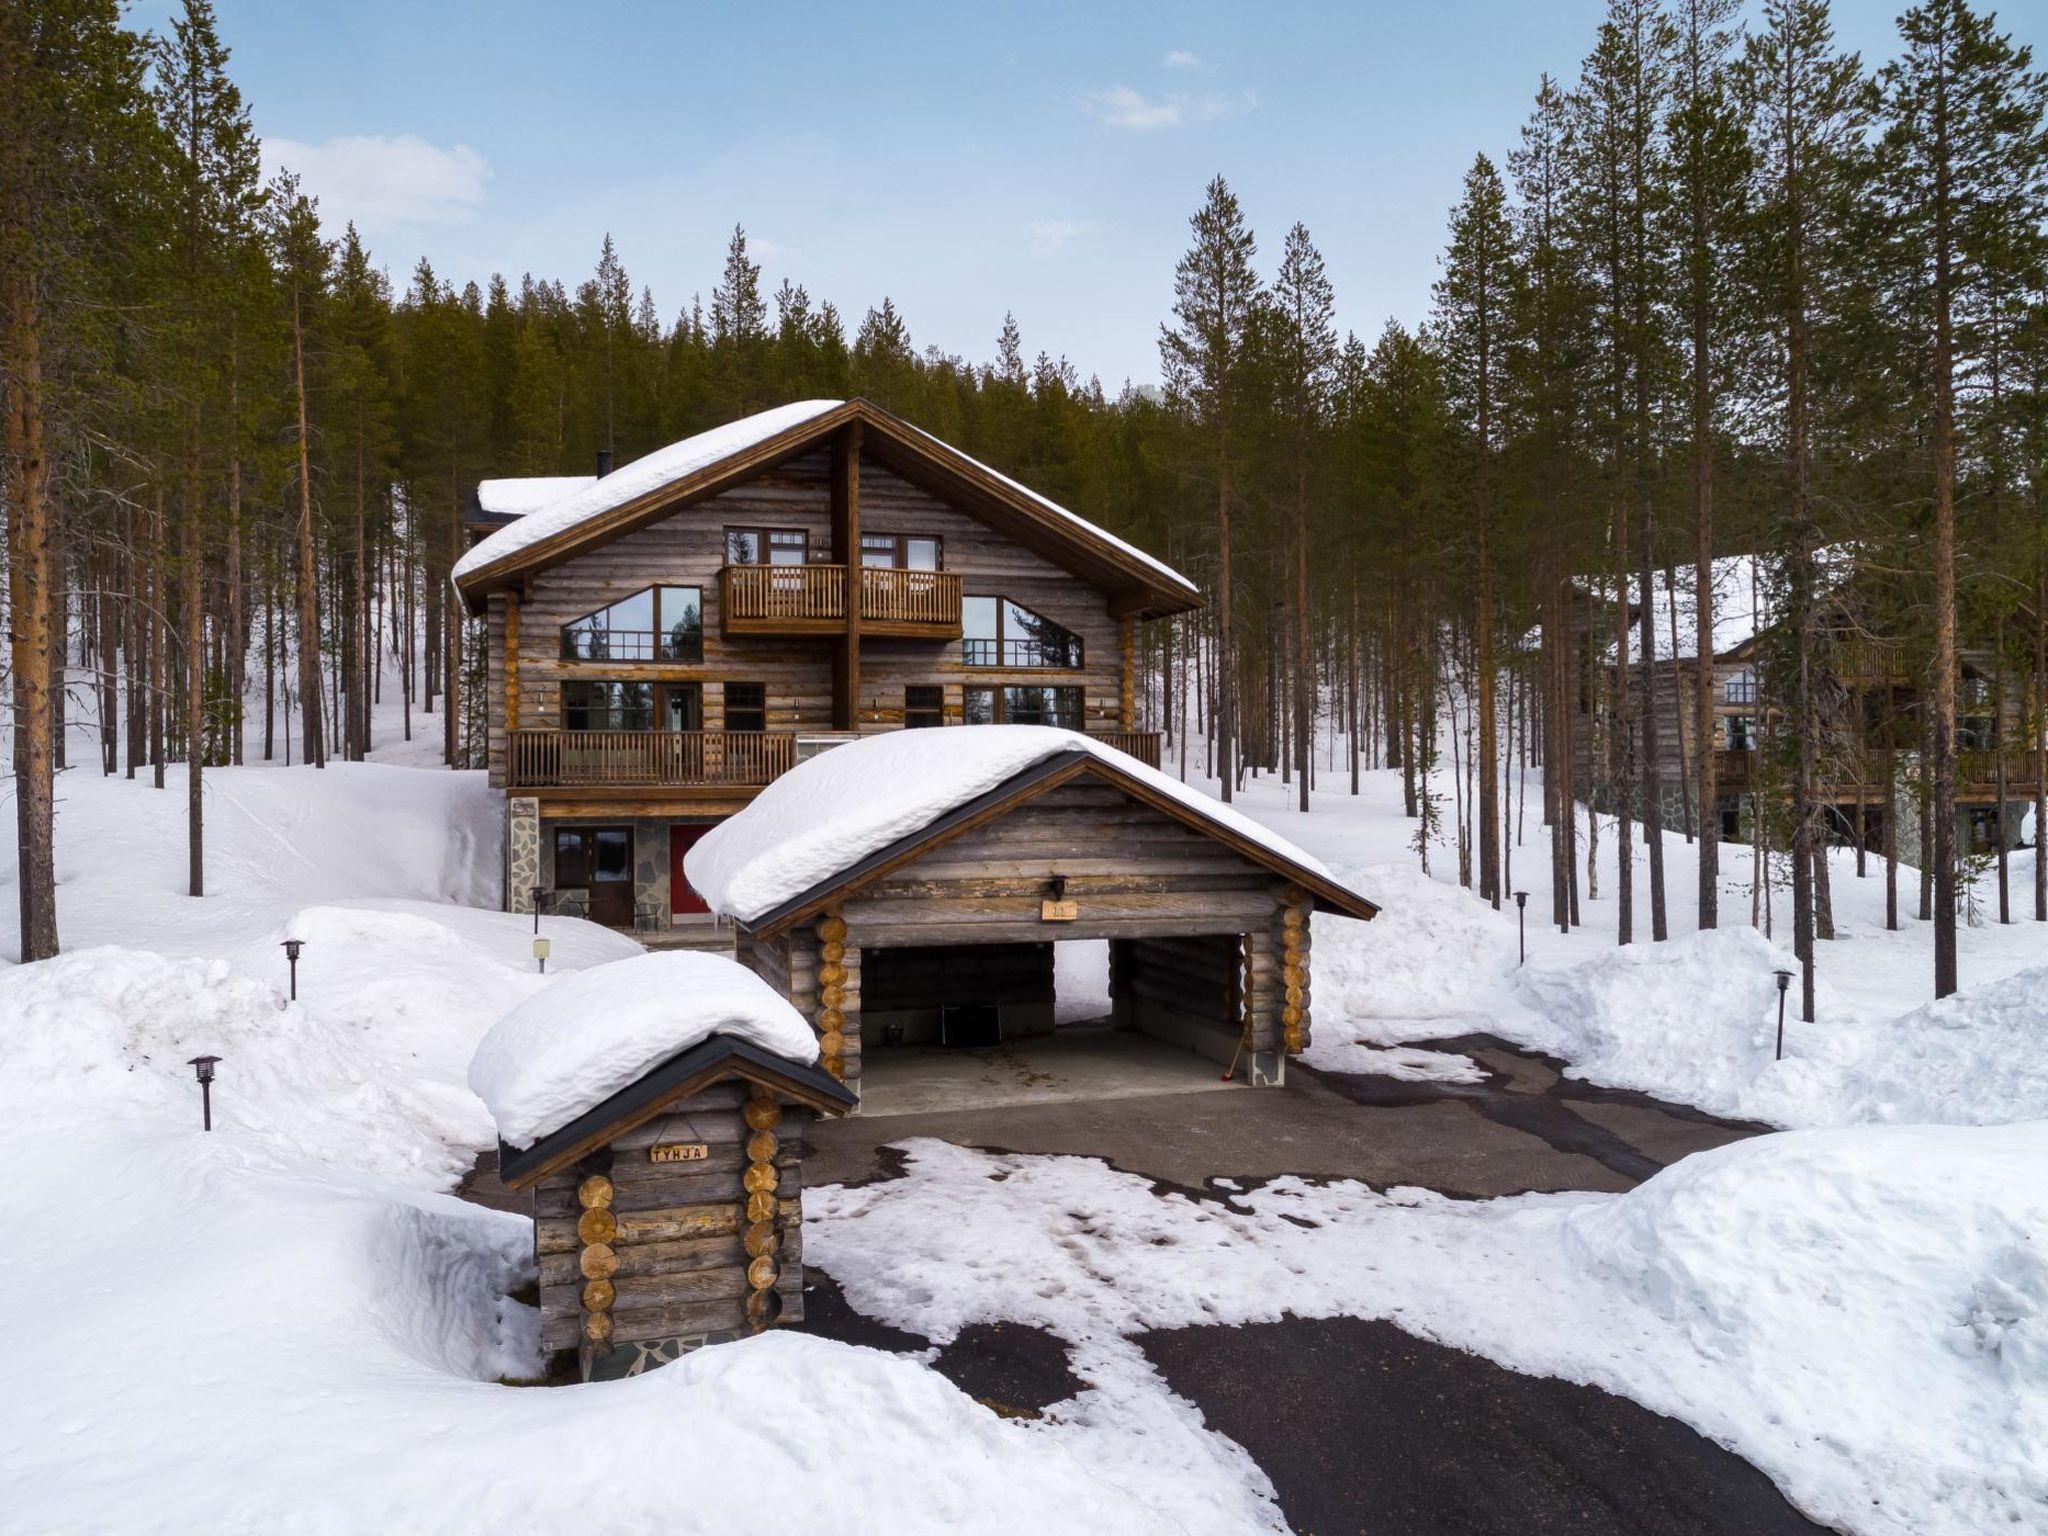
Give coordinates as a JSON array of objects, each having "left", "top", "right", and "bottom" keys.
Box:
[{"left": 684, "top": 725, "right": 1378, "bottom": 928}]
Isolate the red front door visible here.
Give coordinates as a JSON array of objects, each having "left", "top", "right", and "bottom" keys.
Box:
[{"left": 670, "top": 823, "right": 714, "bottom": 916}]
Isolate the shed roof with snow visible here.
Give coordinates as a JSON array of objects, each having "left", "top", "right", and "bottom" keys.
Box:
[
  {"left": 469, "top": 951, "right": 852, "bottom": 1186},
  {"left": 450, "top": 398, "right": 1199, "bottom": 619}
]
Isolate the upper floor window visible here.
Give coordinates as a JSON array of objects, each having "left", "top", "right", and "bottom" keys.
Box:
[
  {"left": 726, "top": 527, "right": 812, "bottom": 566},
  {"left": 724, "top": 681, "right": 768, "bottom": 734},
  {"left": 963, "top": 596, "right": 1083, "bottom": 669},
  {"left": 1723, "top": 668, "right": 1756, "bottom": 706},
  {"left": 1725, "top": 714, "right": 1757, "bottom": 751},
  {"left": 861, "top": 533, "right": 941, "bottom": 570},
  {"left": 562, "top": 586, "right": 701, "bottom": 663},
  {"left": 904, "top": 685, "right": 944, "bottom": 729}
]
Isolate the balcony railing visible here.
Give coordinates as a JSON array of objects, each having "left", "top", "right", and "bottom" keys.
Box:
[
  {"left": 1087, "top": 730, "right": 1162, "bottom": 769},
  {"left": 860, "top": 565, "right": 962, "bottom": 628},
  {"left": 963, "top": 637, "right": 1085, "bottom": 669},
  {"left": 509, "top": 729, "right": 797, "bottom": 788},
  {"left": 720, "top": 563, "right": 963, "bottom": 634}
]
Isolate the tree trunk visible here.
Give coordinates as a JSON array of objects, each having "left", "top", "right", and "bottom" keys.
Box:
[
  {"left": 3, "top": 260, "right": 60, "bottom": 959},
  {"left": 291, "top": 284, "right": 325, "bottom": 769}
]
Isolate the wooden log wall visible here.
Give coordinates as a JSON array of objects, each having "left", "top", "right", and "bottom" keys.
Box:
[
  {"left": 837, "top": 779, "right": 1286, "bottom": 948},
  {"left": 1121, "top": 933, "right": 1239, "bottom": 1058},
  {"left": 483, "top": 449, "right": 1136, "bottom": 787},
  {"left": 531, "top": 1082, "right": 810, "bottom": 1377}
]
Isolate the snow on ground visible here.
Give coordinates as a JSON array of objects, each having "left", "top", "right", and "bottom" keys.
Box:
[
  {"left": 812, "top": 1125, "right": 2048, "bottom": 1536},
  {"left": 0, "top": 717, "right": 1173, "bottom": 1533},
  {"left": 1197, "top": 751, "right": 2048, "bottom": 1127}
]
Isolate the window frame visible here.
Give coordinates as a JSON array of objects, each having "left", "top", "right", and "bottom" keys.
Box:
[
  {"left": 962, "top": 595, "right": 1085, "bottom": 670},
  {"left": 904, "top": 685, "right": 944, "bottom": 729},
  {"left": 724, "top": 526, "right": 818, "bottom": 567},
  {"left": 962, "top": 683, "right": 1085, "bottom": 729},
  {"left": 560, "top": 584, "right": 702, "bottom": 663},
  {"left": 723, "top": 680, "right": 768, "bottom": 734},
  {"left": 860, "top": 532, "right": 944, "bottom": 571}
]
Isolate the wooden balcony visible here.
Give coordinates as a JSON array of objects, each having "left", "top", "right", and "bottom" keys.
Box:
[
  {"left": 1088, "top": 730, "right": 1162, "bottom": 769},
  {"left": 509, "top": 729, "right": 797, "bottom": 789},
  {"left": 719, "top": 564, "right": 962, "bottom": 639}
]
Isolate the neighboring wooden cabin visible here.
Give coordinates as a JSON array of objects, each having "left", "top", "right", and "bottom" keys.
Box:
[
  {"left": 700, "top": 739, "right": 1379, "bottom": 1097},
  {"left": 496, "top": 1035, "right": 856, "bottom": 1381},
  {"left": 1567, "top": 561, "right": 2041, "bottom": 854},
  {"left": 453, "top": 400, "right": 1200, "bottom": 931}
]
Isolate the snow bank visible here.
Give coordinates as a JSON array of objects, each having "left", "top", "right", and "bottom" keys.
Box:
[
  {"left": 687, "top": 724, "right": 1363, "bottom": 924},
  {"left": 469, "top": 951, "right": 819, "bottom": 1148},
  {"left": 1513, "top": 924, "right": 2048, "bottom": 1128},
  {"left": 0, "top": 1129, "right": 1175, "bottom": 1536},
  {"left": 454, "top": 401, "right": 843, "bottom": 580},
  {"left": 814, "top": 1127, "right": 2048, "bottom": 1536}
]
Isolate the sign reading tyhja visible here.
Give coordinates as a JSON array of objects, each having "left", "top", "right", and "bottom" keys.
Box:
[{"left": 649, "top": 1142, "right": 710, "bottom": 1164}]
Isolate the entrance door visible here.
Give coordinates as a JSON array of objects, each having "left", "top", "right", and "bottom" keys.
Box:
[
  {"left": 670, "top": 823, "right": 714, "bottom": 917},
  {"left": 556, "top": 826, "right": 634, "bottom": 927}
]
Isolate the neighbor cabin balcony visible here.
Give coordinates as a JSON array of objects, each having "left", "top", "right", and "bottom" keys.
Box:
[
  {"left": 718, "top": 564, "right": 963, "bottom": 639},
  {"left": 509, "top": 729, "right": 798, "bottom": 789},
  {"left": 1089, "top": 730, "right": 1162, "bottom": 769}
]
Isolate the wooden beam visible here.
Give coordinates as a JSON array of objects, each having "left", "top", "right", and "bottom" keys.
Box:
[
  {"left": 1120, "top": 615, "right": 1136, "bottom": 729},
  {"left": 831, "top": 423, "right": 863, "bottom": 730},
  {"left": 503, "top": 593, "right": 521, "bottom": 733}
]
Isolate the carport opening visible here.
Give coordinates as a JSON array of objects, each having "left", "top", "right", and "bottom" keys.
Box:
[{"left": 854, "top": 935, "right": 1251, "bottom": 1117}]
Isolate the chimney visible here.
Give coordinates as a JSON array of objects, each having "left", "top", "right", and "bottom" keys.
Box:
[{"left": 595, "top": 449, "right": 615, "bottom": 478}]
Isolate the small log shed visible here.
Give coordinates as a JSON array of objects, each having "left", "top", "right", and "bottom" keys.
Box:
[
  {"left": 496, "top": 1035, "right": 856, "bottom": 1380},
  {"left": 721, "top": 746, "right": 1380, "bottom": 1097}
]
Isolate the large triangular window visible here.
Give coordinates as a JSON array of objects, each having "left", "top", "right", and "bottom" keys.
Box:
[
  {"left": 562, "top": 586, "right": 703, "bottom": 662},
  {"left": 963, "top": 596, "right": 1082, "bottom": 669}
]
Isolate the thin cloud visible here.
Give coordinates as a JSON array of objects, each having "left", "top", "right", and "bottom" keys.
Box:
[
  {"left": 1027, "top": 219, "right": 1089, "bottom": 255},
  {"left": 1163, "top": 49, "right": 1203, "bottom": 69},
  {"left": 1087, "top": 85, "right": 1245, "bottom": 132},
  {"left": 261, "top": 133, "right": 489, "bottom": 237}
]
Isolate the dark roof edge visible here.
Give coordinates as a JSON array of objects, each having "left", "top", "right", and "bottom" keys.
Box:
[{"left": 497, "top": 1034, "right": 855, "bottom": 1189}]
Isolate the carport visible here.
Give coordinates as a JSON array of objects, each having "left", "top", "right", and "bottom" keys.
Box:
[{"left": 688, "top": 731, "right": 1379, "bottom": 1110}]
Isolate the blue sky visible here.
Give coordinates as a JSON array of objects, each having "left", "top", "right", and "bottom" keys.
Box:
[{"left": 142, "top": 1, "right": 1973, "bottom": 390}]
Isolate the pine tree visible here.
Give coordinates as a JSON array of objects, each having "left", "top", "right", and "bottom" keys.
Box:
[
  {"left": 155, "top": 0, "right": 261, "bottom": 883},
  {"left": 1271, "top": 224, "right": 1338, "bottom": 814},
  {"left": 0, "top": 0, "right": 151, "bottom": 958},
  {"left": 266, "top": 169, "right": 330, "bottom": 768},
  {"left": 1161, "top": 176, "right": 1260, "bottom": 803},
  {"left": 1665, "top": 0, "right": 1751, "bottom": 929},
  {"left": 1878, "top": 0, "right": 2048, "bottom": 996},
  {"left": 1433, "top": 155, "right": 1521, "bottom": 903}
]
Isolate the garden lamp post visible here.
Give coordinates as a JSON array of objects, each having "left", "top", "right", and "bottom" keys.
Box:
[
  {"left": 533, "top": 935, "right": 552, "bottom": 975},
  {"left": 531, "top": 886, "right": 545, "bottom": 936},
  {"left": 1514, "top": 891, "right": 1528, "bottom": 966},
  {"left": 281, "top": 938, "right": 304, "bottom": 1001},
  {"left": 1773, "top": 968, "right": 1794, "bottom": 1061},
  {"left": 187, "top": 1054, "right": 220, "bottom": 1131}
]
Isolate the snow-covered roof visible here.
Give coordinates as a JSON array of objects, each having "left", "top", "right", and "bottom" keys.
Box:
[
  {"left": 456, "top": 401, "right": 841, "bottom": 582},
  {"left": 474, "top": 475, "right": 597, "bottom": 518},
  {"left": 451, "top": 399, "right": 1199, "bottom": 604},
  {"left": 684, "top": 726, "right": 1377, "bottom": 927},
  {"left": 467, "top": 950, "right": 819, "bottom": 1149},
  {"left": 896, "top": 417, "right": 1197, "bottom": 597}
]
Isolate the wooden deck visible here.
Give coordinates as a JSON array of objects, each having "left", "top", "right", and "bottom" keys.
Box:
[{"left": 508, "top": 726, "right": 1162, "bottom": 788}]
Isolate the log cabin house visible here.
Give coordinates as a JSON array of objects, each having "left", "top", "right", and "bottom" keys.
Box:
[
  {"left": 453, "top": 399, "right": 1201, "bottom": 931},
  {"left": 1568, "top": 558, "right": 2043, "bottom": 857}
]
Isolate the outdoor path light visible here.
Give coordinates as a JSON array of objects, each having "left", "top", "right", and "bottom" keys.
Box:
[
  {"left": 1514, "top": 891, "right": 1528, "bottom": 966},
  {"left": 187, "top": 1055, "right": 220, "bottom": 1131},
  {"left": 1773, "top": 968, "right": 1795, "bottom": 1061},
  {"left": 281, "top": 938, "right": 304, "bottom": 1000}
]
